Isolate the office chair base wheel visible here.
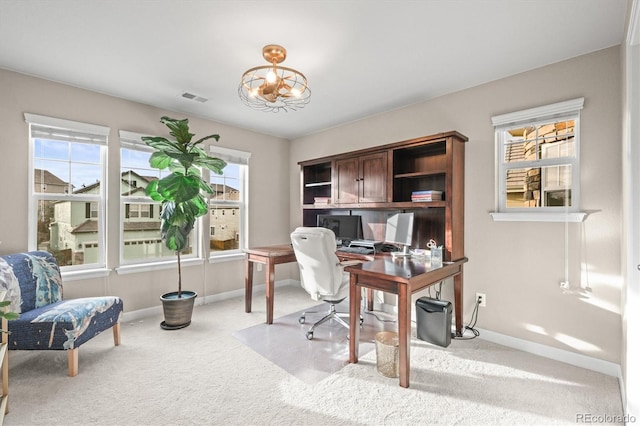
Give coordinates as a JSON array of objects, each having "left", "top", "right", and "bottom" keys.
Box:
[
  {"left": 306, "top": 331, "right": 314, "bottom": 340},
  {"left": 298, "top": 316, "right": 305, "bottom": 324}
]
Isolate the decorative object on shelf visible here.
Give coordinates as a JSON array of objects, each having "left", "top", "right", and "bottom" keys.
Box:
[
  {"left": 143, "top": 117, "right": 227, "bottom": 330},
  {"left": 238, "top": 44, "right": 311, "bottom": 112}
]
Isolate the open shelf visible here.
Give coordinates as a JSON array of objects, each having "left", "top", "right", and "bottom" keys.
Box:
[{"left": 299, "top": 130, "right": 467, "bottom": 259}]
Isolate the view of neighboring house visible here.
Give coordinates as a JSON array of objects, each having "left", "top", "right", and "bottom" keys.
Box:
[
  {"left": 41, "top": 170, "right": 240, "bottom": 265},
  {"left": 504, "top": 120, "right": 575, "bottom": 208},
  {"left": 209, "top": 183, "right": 240, "bottom": 251}
]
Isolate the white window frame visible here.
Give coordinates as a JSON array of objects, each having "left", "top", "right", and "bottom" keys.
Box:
[
  {"left": 25, "top": 113, "right": 110, "bottom": 279},
  {"left": 208, "top": 146, "right": 251, "bottom": 263},
  {"left": 490, "top": 98, "right": 587, "bottom": 222},
  {"left": 116, "top": 130, "right": 202, "bottom": 274}
]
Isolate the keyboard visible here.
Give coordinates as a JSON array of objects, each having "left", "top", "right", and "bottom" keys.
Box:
[{"left": 337, "top": 246, "right": 374, "bottom": 254}]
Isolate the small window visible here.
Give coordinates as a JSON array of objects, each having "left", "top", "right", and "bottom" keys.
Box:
[
  {"left": 209, "top": 146, "right": 251, "bottom": 257},
  {"left": 491, "top": 98, "right": 586, "bottom": 222}
]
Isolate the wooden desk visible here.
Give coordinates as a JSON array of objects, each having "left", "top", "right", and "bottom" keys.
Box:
[
  {"left": 244, "top": 245, "right": 376, "bottom": 324},
  {"left": 346, "top": 257, "right": 468, "bottom": 388},
  {"left": 244, "top": 245, "right": 297, "bottom": 324}
]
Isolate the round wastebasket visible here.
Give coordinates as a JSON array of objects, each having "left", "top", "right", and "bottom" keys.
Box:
[{"left": 375, "top": 331, "right": 399, "bottom": 378}]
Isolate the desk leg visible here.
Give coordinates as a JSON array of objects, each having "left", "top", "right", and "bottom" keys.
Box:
[
  {"left": 454, "top": 272, "right": 464, "bottom": 336},
  {"left": 265, "top": 259, "right": 275, "bottom": 324},
  {"left": 398, "top": 284, "right": 411, "bottom": 388},
  {"left": 366, "top": 289, "right": 374, "bottom": 312},
  {"left": 245, "top": 259, "right": 253, "bottom": 313},
  {"left": 349, "top": 274, "right": 361, "bottom": 364}
]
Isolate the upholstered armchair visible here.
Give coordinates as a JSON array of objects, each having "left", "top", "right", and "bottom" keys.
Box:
[{"left": 0, "top": 251, "right": 123, "bottom": 376}]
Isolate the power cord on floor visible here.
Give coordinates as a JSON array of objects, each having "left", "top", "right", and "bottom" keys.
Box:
[{"left": 453, "top": 297, "right": 480, "bottom": 340}]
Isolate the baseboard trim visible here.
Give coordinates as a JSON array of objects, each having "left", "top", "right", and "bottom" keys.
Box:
[
  {"left": 121, "top": 279, "right": 298, "bottom": 323},
  {"left": 476, "top": 327, "right": 623, "bottom": 379}
]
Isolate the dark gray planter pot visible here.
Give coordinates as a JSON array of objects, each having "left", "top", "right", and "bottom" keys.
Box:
[{"left": 160, "top": 291, "right": 197, "bottom": 330}]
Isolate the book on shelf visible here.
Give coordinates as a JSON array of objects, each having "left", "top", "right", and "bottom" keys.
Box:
[{"left": 411, "top": 190, "right": 443, "bottom": 202}]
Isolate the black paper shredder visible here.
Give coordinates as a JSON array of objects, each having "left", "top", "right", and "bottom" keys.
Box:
[{"left": 416, "top": 297, "right": 452, "bottom": 347}]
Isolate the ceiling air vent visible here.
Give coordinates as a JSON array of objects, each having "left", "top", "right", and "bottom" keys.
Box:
[{"left": 181, "top": 92, "right": 208, "bottom": 103}]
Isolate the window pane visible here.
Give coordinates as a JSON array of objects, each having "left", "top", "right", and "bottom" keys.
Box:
[
  {"left": 209, "top": 204, "right": 240, "bottom": 252},
  {"left": 211, "top": 164, "right": 238, "bottom": 200},
  {"left": 34, "top": 161, "right": 71, "bottom": 194},
  {"left": 506, "top": 165, "right": 572, "bottom": 208},
  {"left": 70, "top": 143, "right": 101, "bottom": 163},
  {"left": 42, "top": 199, "right": 101, "bottom": 266},
  {"left": 503, "top": 120, "right": 575, "bottom": 164},
  {"left": 70, "top": 163, "right": 102, "bottom": 191},
  {"left": 34, "top": 138, "right": 102, "bottom": 193},
  {"left": 34, "top": 139, "right": 68, "bottom": 160},
  {"left": 122, "top": 202, "right": 178, "bottom": 262},
  {"left": 121, "top": 148, "right": 165, "bottom": 180}
]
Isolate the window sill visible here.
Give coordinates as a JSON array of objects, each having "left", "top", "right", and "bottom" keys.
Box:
[
  {"left": 61, "top": 268, "right": 111, "bottom": 281},
  {"left": 490, "top": 212, "right": 587, "bottom": 223},
  {"left": 115, "top": 257, "right": 204, "bottom": 275},
  {"left": 209, "top": 251, "right": 245, "bottom": 264}
]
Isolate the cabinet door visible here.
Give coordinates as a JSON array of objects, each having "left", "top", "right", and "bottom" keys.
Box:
[
  {"left": 333, "top": 157, "right": 359, "bottom": 204},
  {"left": 360, "top": 152, "right": 387, "bottom": 203}
]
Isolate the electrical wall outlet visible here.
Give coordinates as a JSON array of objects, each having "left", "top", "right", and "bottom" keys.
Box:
[
  {"left": 257, "top": 263, "right": 263, "bottom": 272},
  {"left": 476, "top": 292, "right": 486, "bottom": 307}
]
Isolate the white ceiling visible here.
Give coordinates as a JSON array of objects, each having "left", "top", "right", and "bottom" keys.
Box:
[{"left": 0, "top": 0, "right": 629, "bottom": 140}]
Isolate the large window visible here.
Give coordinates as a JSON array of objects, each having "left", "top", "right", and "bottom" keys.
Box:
[
  {"left": 208, "top": 146, "right": 250, "bottom": 259},
  {"left": 119, "top": 131, "right": 194, "bottom": 265},
  {"left": 491, "top": 98, "right": 586, "bottom": 222},
  {"left": 26, "top": 113, "right": 109, "bottom": 271}
]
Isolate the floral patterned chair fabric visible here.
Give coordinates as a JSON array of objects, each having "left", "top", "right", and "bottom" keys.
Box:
[{"left": 0, "top": 251, "right": 123, "bottom": 376}]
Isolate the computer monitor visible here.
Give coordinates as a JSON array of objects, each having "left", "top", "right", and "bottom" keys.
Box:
[
  {"left": 384, "top": 212, "right": 414, "bottom": 256},
  {"left": 316, "top": 214, "right": 363, "bottom": 244}
]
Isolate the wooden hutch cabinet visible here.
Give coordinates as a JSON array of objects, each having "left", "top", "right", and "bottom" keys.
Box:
[
  {"left": 299, "top": 131, "right": 467, "bottom": 261},
  {"left": 333, "top": 152, "right": 387, "bottom": 204}
]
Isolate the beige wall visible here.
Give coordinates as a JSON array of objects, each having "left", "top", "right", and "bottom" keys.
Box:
[
  {"left": 0, "top": 68, "right": 292, "bottom": 312},
  {"left": 0, "top": 46, "right": 624, "bottom": 364},
  {"left": 289, "top": 46, "right": 623, "bottom": 363}
]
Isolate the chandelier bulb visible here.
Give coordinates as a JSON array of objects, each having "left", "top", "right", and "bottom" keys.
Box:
[{"left": 266, "top": 69, "right": 277, "bottom": 84}]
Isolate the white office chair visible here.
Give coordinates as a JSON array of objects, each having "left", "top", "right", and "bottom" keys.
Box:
[{"left": 290, "top": 226, "right": 360, "bottom": 340}]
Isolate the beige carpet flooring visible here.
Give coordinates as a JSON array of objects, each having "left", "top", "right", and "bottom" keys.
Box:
[
  {"left": 4, "top": 284, "right": 624, "bottom": 425},
  {"left": 232, "top": 300, "right": 399, "bottom": 384}
]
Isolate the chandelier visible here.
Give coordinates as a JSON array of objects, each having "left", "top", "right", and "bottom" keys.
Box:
[{"left": 238, "top": 44, "right": 311, "bottom": 112}]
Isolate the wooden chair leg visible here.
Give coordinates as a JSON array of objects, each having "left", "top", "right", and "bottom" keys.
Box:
[
  {"left": 113, "top": 323, "right": 121, "bottom": 346},
  {"left": 68, "top": 348, "right": 78, "bottom": 377}
]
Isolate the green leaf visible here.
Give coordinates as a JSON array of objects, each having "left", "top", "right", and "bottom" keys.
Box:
[
  {"left": 192, "top": 134, "right": 220, "bottom": 146},
  {"left": 148, "top": 151, "right": 175, "bottom": 170},
  {"left": 160, "top": 116, "right": 194, "bottom": 145},
  {"left": 144, "top": 180, "right": 166, "bottom": 202},
  {"left": 156, "top": 173, "right": 200, "bottom": 203},
  {"left": 193, "top": 156, "right": 227, "bottom": 174},
  {"left": 1, "top": 312, "right": 18, "bottom": 321},
  {"left": 142, "top": 137, "right": 183, "bottom": 154}
]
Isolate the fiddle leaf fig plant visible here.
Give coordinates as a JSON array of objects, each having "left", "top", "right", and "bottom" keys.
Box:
[{"left": 143, "top": 116, "right": 226, "bottom": 297}]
